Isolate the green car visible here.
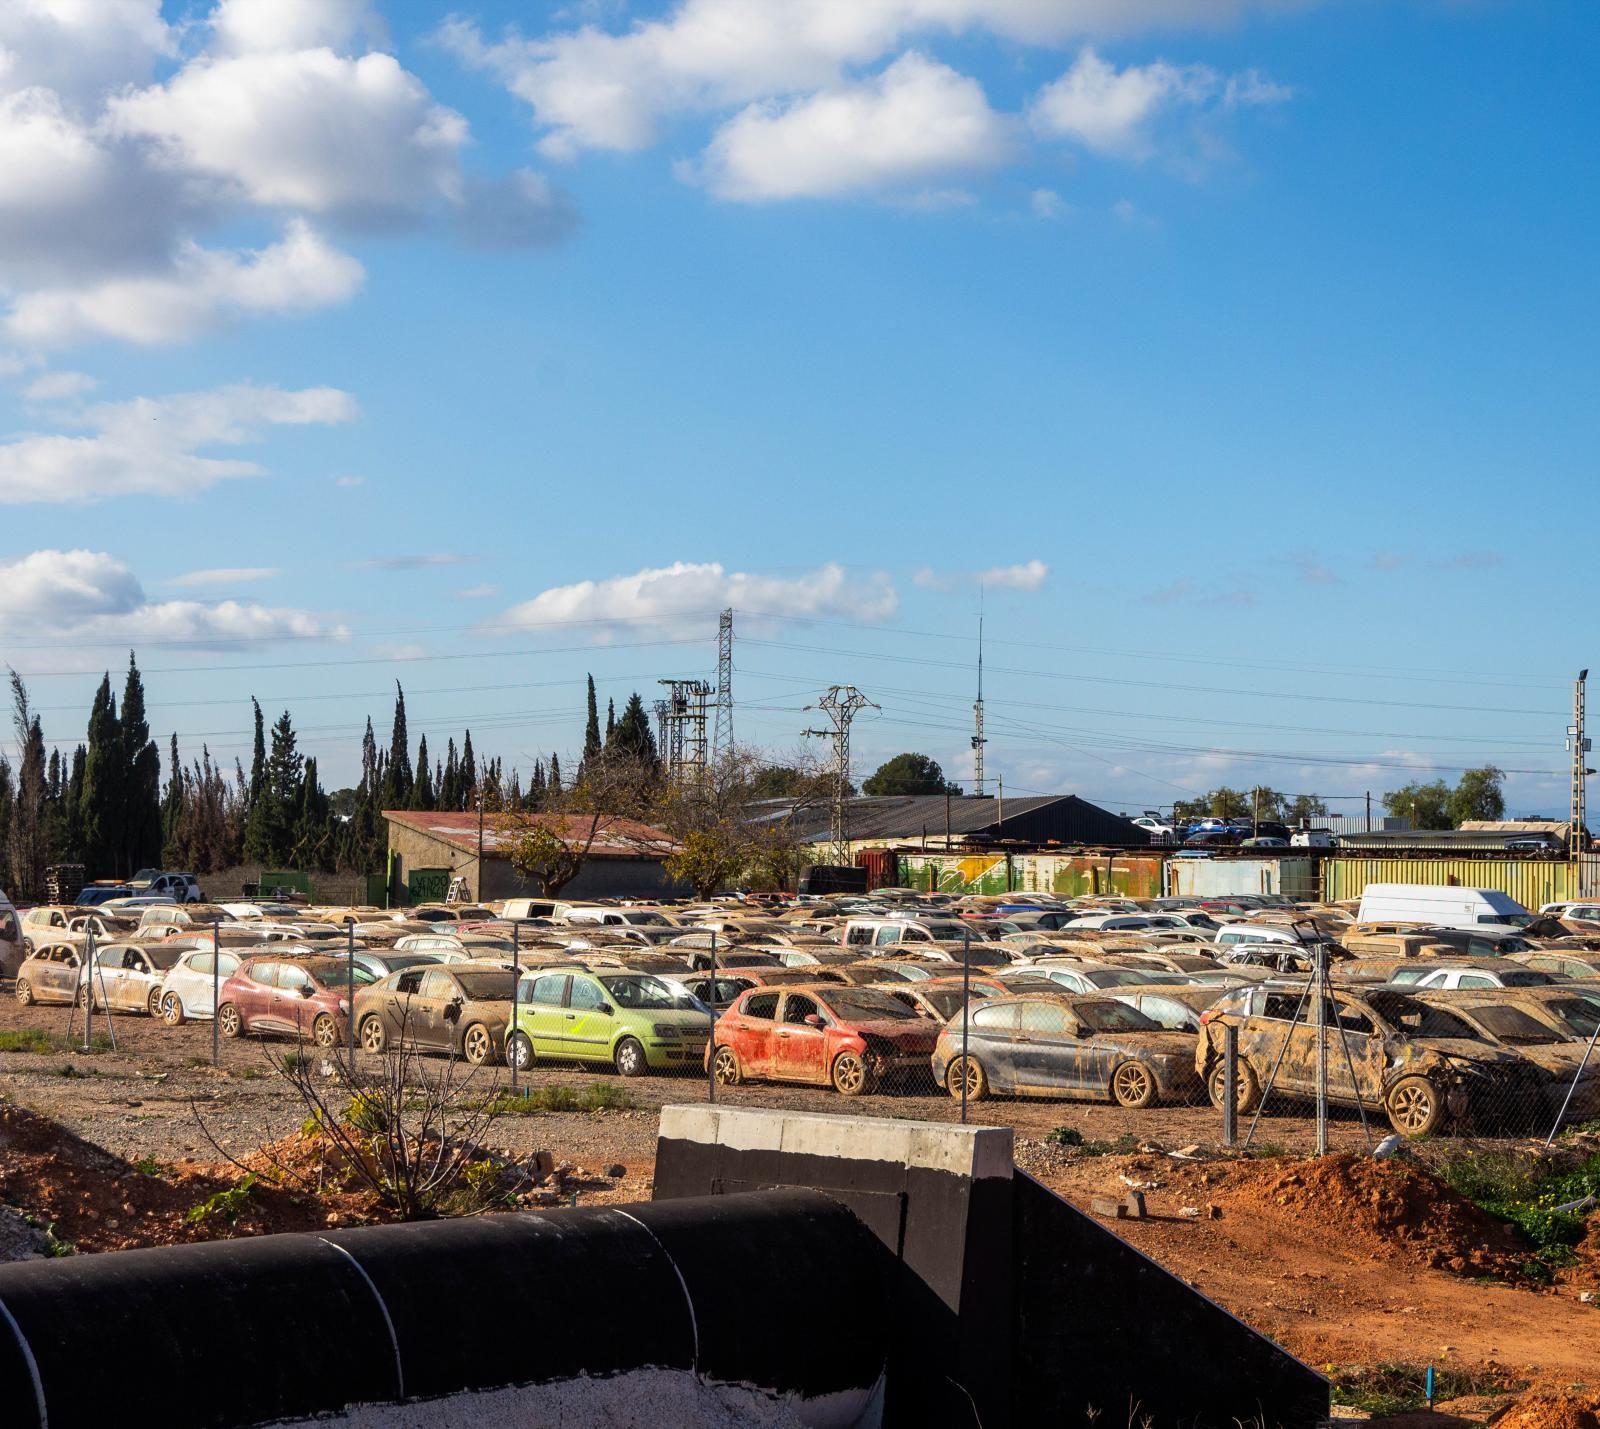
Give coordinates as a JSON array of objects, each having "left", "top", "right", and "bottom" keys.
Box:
[{"left": 508, "top": 968, "right": 713, "bottom": 1077}]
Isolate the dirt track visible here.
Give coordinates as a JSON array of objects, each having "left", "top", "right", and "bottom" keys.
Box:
[{"left": 1, "top": 992, "right": 1595, "bottom": 1404}]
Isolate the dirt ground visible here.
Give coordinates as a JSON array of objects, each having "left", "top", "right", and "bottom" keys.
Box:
[{"left": 1, "top": 994, "right": 1596, "bottom": 1422}]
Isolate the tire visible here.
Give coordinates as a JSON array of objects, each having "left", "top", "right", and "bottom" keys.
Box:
[
  {"left": 945, "top": 1055, "right": 989, "bottom": 1102},
  {"left": 217, "top": 1003, "right": 243, "bottom": 1039},
  {"left": 15, "top": 978, "right": 33, "bottom": 1007},
  {"left": 147, "top": 987, "right": 164, "bottom": 1018},
  {"left": 712, "top": 1045, "right": 742, "bottom": 1087},
  {"left": 1111, "top": 1060, "right": 1159, "bottom": 1109},
  {"left": 1207, "top": 1059, "right": 1262, "bottom": 1114},
  {"left": 312, "top": 1014, "right": 339, "bottom": 1050},
  {"left": 507, "top": 1031, "right": 534, "bottom": 1072},
  {"left": 831, "top": 1050, "right": 869, "bottom": 1097},
  {"left": 76, "top": 984, "right": 92, "bottom": 1010},
  {"left": 161, "top": 992, "right": 185, "bottom": 1027},
  {"left": 614, "top": 1037, "right": 648, "bottom": 1078},
  {"left": 1386, "top": 1075, "right": 1445, "bottom": 1138},
  {"left": 462, "top": 1022, "right": 494, "bottom": 1066},
  {"left": 359, "top": 1016, "right": 388, "bottom": 1055}
]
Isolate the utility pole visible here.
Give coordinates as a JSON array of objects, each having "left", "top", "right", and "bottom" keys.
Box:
[
  {"left": 803, "top": 686, "right": 877, "bottom": 865},
  {"left": 971, "top": 604, "right": 987, "bottom": 798},
  {"left": 713, "top": 609, "right": 734, "bottom": 756},
  {"left": 658, "top": 679, "right": 711, "bottom": 785},
  {"left": 1569, "top": 670, "right": 1592, "bottom": 850},
  {"left": 653, "top": 699, "right": 671, "bottom": 770}
]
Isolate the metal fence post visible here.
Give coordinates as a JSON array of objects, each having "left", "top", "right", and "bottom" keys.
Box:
[
  {"left": 346, "top": 920, "right": 356, "bottom": 1065},
  {"left": 211, "top": 920, "right": 221, "bottom": 1067},
  {"left": 510, "top": 920, "right": 520, "bottom": 1094},
  {"left": 1546, "top": 1010, "right": 1600, "bottom": 1149},
  {"left": 1314, "top": 947, "right": 1329, "bottom": 1157},
  {"left": 82, "top": 928, "right": 94, "bottom": 1053},
  {"left": 960, "top": 931, "right": 971, "bottom": 1125},
  {"left": 707, "top": 932, "right": 717, "bottom": 1104},
  {"left": 1222, "top": 1024, "right": 1238, "bottom": 1149}
]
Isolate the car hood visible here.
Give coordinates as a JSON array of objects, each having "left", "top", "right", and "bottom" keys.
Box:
[
  {"left": 853, "top": 1018, "right": 939, "bottom": 1048},
  {"left": 1404, "top": 1037, "right": 1525, "bottom": 1068},
  {"left": 1096, "top": 1029, "right": 1198, "bottom": 1058}
]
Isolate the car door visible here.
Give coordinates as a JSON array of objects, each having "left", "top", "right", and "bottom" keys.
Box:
[
  {"left": 1249, "top": 989, "right": 1313, "bottom": 1093},
  {"left": 1326, "top": 998, "right": 1388, "bottom": 1106},
  {"left": 117, "top": 947, "right": 158, "bottom": 1011},
  {"left": 1012, "top": 1001, "right": 1082, "bottom": 1092},
  {"left": 563, "top": 975, "right": 614, "bottom": 1062},
  {"left": 45, "top": 946, "right": 82, "bottom": 1002},
  {"left": 520, "top": 973, "right": 571, "bottom": 1057},
  {"left": 965, "top": 1001, "right": 1020, "bottom": 1090},
  {"left": 235, "top": 962, "right": 278, "bottom": 1027},
  {"left": 384, "top": 969, "right": 428, "bottom": 1044},
  {"left": 731, "top": 990, "right": 780, "bottom": 1076},
  {"left": 274, "top": 962, "right": 318, "bottom": 1036},
  {"left": 772, "top": 992, "right": 830, "bottom": 1084},
  {"left": 414, "top": 971, "right": 462, "bottom": 1049}
]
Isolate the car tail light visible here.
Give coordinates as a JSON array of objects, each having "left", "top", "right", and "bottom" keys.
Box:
[{"left": 1199, "top": 1009, "right": 1217, "bottom": 1025}]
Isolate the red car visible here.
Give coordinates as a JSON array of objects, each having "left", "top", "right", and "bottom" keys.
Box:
[
  {"left": 709, "top": 984, "right": 939, "bottom": 1096},
  {"left": 217, "top": 956, "right": 375, "bottom": 1049}
]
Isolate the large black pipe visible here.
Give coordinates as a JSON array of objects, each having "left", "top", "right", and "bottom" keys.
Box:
[{"left": 0, "top": 1189, "right": 890, "bottom": 1429}]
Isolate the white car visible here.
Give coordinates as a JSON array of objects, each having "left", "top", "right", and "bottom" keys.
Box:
[
  {"left": 1131, "top": 816, "right": 1176, "bottom": 844},
  {"left": 156, "top": 947, "right": 245, "bottom": 1024},
  {"left": 1063, "top": 914, "right": 1155, "bottom": 931},
  {"left": 81, "top": 943, "right": 186, "bottom": 1016},
  {"left": 1392, "top": 964, "right": 1558, "bottom": 991}
]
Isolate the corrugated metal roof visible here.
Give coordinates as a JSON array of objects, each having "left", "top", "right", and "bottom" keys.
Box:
[
  {"left": 383, "top": 810, "right": 678, "bottom": 858},
  {"left": 743, "top": 794, "right": 1142, "bottom": 845}
]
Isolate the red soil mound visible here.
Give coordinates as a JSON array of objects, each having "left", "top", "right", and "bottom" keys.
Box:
[{"left": 1496, "top": 1390, "right": 1600, "bottom": 1429}]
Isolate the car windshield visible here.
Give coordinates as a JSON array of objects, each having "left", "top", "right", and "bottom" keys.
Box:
[
  {"left": 1127, "top": 996, "right": 1202, "bottom": 1030},
  {"left": 1498, "top": 969, "right": 1552, "bottom": 986},
  {"left": 1084, "top": 968, "right": 1180, "bottom": 988},
  {"left": 455, "top": 972, "right": 516, "bottom": 1001},
  {"left": 1480, "top": 913, "right": 1531, "bottom": 927},
  {"left": 1538, "top": 997, "right": 1600, "bottom": 1039},
  {"left": 1076, "top": 1000, "right": 1163, "bottom": 1032},
  {"left": 1366, "top": 992, "right": 1482, "bottom": 1041},
  {"left": 621, "top": 912, "right": 672, "bottom": 925},
  {"left": 600, "top": 974, "right": 703, "bottom": 1011},
  {"left": 916, "top": 989, "right": 965, "bottom": 1019},
  {"left": 1467, "top": 1006, "right": 1562, "bottom": 1045},
  {"left": 823, "top": 990, "right": 920, "bottom": 1021},
  {"left": 303, "top": 960, "right": 378, "bottom": 988}
]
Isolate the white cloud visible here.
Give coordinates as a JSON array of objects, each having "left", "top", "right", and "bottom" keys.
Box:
[
  {"left": 356, "top": 553, "right": 468, "bottom": 571},
  {"left": 1030, "top": 186, "right": 1068, "bottom": 218},
  {"left": 696, "top": 53, "right": 1011, "bottom": 202},
  {"left": 334, "top": 473, "right": 366, "bottom": 487},
  {"left": 441, "top": 0, "right": 1307, "bottom": 160},
  {"left": 0, "top": 383, "right": 357, "bottom": 504},
  {"left": 165, "top": 567, "right": 281, "bottom": 588},
  {"left": 0, "top": 1, "right": 174, "bottom": 101},
  {"left": 4, "top": 220, "right": 365, "bottom": 346},
  {"left": 455, "top": 583, "right": 498, "bottom": 600},
  {"left": 210, "top": 0, "right": 378, "bottom": 55},
  {"left": 498, "top": 560, "right": 898, "bottom": 637},
  {"left": 0, "top": 549, "right": 341, "bottom": 648},
  {"left": 1029, "top": 47, "right": 1289, "bottom": 159},
  {"left": 914, "top": 559, "right": 1049, "bottom": 592},
  {"left": 22, "top": 370, "right": 96, "bottom": 401}
]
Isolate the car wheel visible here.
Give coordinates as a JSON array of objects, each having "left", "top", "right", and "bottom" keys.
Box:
[
  {"left": 1386, "top": 1076, "right": 1445, "bottom": 1137},
  {"left": 712, "top": 1045, "right": 741, "bottom": 1086},
  {"left": 614, "top": 1037, "right": 648, "bottom": 1078},
  {"left": 1206, "top": 1060, "right": 1261, "bottom": 1114},
  {"left": 359, "top": 1016, "right": 388, "bottom": 1055},
  {"left": 462, "top": 1022, "right": 494, "bottom": 1066},
  {"left": 218, "top": 1003, "right": 243, "bottom": 1039},
  {"left": 15, "top": 978, "right": 34, "bottom": 1007},
  {"left": 312, "top": 1014, "right": 339, "bottom": 1050},
  {"left": 161, "top": 992, "right": 185, "bottom": 1027},
  {"left": 507, "top": 1031, "right": 534, "bottom": 1071},
  {"left": 1111, "top": 1061, "right": 1159, "bottom": 1109},
  {"left": 945, "top": 1055, "right": 989, "bottom": 1102},
  {"left": 831, "top": 1050, "right": 869, "bottom": 1097},
  {"left": 76, "top": 984, "right": 91, "bottom": 1010},
  {"left": 147, "top": 986, "right": 164, "bottom": 1017}
]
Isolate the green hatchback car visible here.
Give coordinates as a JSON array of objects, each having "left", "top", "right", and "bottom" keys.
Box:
[{"left": 508, "top": 968, "right": 712, "bottom": 1077}]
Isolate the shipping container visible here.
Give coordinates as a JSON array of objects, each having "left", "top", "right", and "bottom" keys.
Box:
[
  {"left": 1166, "top": 857, "right": 1319, "bottom": 901},
  {"left": 1322, "top": 857, "right": 1580, "bottom": 909}
]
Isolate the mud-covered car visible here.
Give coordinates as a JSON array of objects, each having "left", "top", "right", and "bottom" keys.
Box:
[
  {"left": 933, "top": 993, "right": 1204, "bottom": 1107},
  {"left": 15, "top": 942, "right": 82, "bottom": 1006},
  {"left": 1409, "top": 991, "right": 1599, "bottom": 1124},
  {"left": 1196, "top": 983, "right": 1539, "bottom": 1137},
  {"left": 873, "top": 977, "right": 994, "bottom": 1022},
  {"left": 79, "top": 942, "right": 185, "bottom": 1015},
  {"left": 355, "top": 965, "right": 517, "bottom": 1065},
  {"left": 1509, "top": 949, "right": 1600, "bottom": 980}
]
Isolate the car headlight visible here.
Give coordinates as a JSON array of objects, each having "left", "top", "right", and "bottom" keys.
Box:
[
  {"left": 652, "top": 1023, "right": 679, "bottom": 1039},
  {"left": 338, "top": 999, "right": 350, "bottom": 1014}
]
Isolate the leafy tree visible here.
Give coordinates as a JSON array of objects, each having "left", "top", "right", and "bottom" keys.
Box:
[
  {"left": 606, "top": 692, "right": 661, "bottom": 776},
  {"left": 496, "top": 750, "right": 656, "bottom": 895},
  {"left": 1286, "top": 794, "right": 1329, "bottom": 825},
  {"left": 862, "top": 752, "right": 962, "bottom": 797},
  {"left": 1383, "top": 779, "right": 1453, "bottom": 830},
  {"left": 1448, "top": 765, "right": 1506, "bottom": 826},
  {"left": 749, "top": 765, "right": 810, "bottom": 799}
]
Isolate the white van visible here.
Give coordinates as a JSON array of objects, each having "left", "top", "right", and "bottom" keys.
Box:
[
  {"left": 0, "top": 893, "right": 21, "bottom": 978},
  {"left": 1355, "top": 884, "right": 1531, "bottom": 934}
]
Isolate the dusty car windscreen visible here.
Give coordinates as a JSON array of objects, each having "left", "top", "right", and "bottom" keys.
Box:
[
  {"left": 600, "top": 974, "right": 702, "bottom": 1011},
  {"left": 1077, "top": 1001, "right": 1163, "bottom": 1032},
  {"left": 823, "top": 990, "right": 920, "bottom": 1021},
  {"left": 1540, "top": 998, "right": 1600, "bottom": 1039},
  {"left": 1367, "top": 992, "right": 1481, "bottom": 1040},
  {"left": 1084, "top": 969, "right": 1181, "bottom": 989},
  {"left": 454, "top": 972, "right": 516, "bottom": 1001},
  {"left": 917, "top": 990, "right": 965, "bottom": 1019},
  {"left": 1465, "top": 1005, "right": 1562, "bottom": 1044},
  {"left": 305, "top": 961, "right": 379, "bottom": 988}
]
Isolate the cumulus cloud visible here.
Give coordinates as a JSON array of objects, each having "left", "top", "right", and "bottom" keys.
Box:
[
  {"left": 1029, "top": 48, "right": 1288, "bottom": 159},
  {"left": 23, "top": 370, "right": 96, "bottom": 401},
  {"left": 165, "top": 567, "right": 281, "bottom": 587},
  {"left": 441, "top": 0, "right": 1306, "bottom": 161},
  {"left": 695, "top": 53, "right": 1011, "bottom": 202},
  {"left": 0, "top": 0, "right": 574, "bottom": 350},
  {"left": 0, "top": 549, "right": 341, "bottom": 648},
  {"left": 0, "top": 383, "right": 357, "bottom": 504},
  {"left": 498, "top": 561, "right": 898, "bottom": 637},
  {"left": 914, "top": 559, "right": 1049, "bottom": 592}
]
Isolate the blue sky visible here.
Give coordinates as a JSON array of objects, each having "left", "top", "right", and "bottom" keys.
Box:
[{"left": 2, "top": 0, "right": 1595, "bottom": 818}]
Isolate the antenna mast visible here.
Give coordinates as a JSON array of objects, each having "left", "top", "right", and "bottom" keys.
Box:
[
  {"left": 1570, "top": 669, "right": 1591, "bottom": 848},
  {"left": 713, "top": 608, "right": 734, "bottom": 756},
  {"left": 803, "top": 686, "right": 878, "bottom": 865}
]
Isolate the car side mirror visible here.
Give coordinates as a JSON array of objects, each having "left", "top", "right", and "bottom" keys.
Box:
[
  {"left": 804, "top": 1014, "right": 824, "bottom": 1028},
  {"left": 599, "top": 1004, "right": 615, "bottom": 1017},
  {"left": 300, "top": 984, "right": 315, "bottom": 998}
]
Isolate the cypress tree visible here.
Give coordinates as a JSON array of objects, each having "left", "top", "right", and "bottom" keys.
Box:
[
  {"left": 63, "top": 744, "right": 85, "bottom": 860},
  {"left": 605, "top": 698, "right": 615, "bottom": 743},
  {"left": 120, "top": 653, "right": 162, "bottom": 873},
  {"left": 548, "top": 752, "right": 562, "bottom": 792},
  {"left": 440, "top": 737, "right": 460, "bottom": 810},
  {"left": 607, "top": 691, "right": 660, "bottom": 775},
  {"left": 460, "top": 730, "right": 476, "bottom": 807},
  {"left": 161, "top": 733, "right": 183, "bottom": 857},
  {"left": 381, "top": 683, "right": 412, "bottom": 809},
  {"left": 248, "top": 698, "right": 266, "bottom": 804},
  {"left": 413, "top": 735, "right": 435, "bottom": 810},
  {"left": 0, "top": 753, "right": 12, "bottom": 892},
  {"left": 581, "top": 676, "right": 601, "bottom": 768},
  {"left": 79, "top": 674, "right": 120, "bottom": 878}
]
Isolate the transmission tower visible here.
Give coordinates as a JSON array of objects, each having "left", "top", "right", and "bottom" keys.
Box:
[
  {"left": 971, "top": 609, "right": 987, "bottom": 797},
  {"left": 803, "top": 686, "right": 878, "bottom": 864},
  {"left": 1569, "top": 669, "right": 1591, "bottom": 847},
  {"left": 652, "top": 699, "right": 671, "bottom": 771},
  {"left": 714, "top": 608, "right": 734, "bottom": 755},
  {"left": 658, "top": 679, "right": 711, "bottom": 784}
]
